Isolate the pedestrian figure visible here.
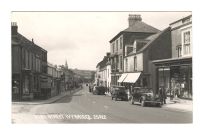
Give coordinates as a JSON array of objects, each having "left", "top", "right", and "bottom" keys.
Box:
[
  {"left": 159, "top": 88, "right": 163, "bottom": 105},
  {"left": 159, "top": 87, "right": 166, "bottom": 105},
  {"left": 163, "top": 89, "right": 166, "bottom": 104}
]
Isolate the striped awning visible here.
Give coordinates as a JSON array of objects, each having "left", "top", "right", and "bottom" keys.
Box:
[
  {"left": 117, "top": 73, "right": 128, "bottom": 83},
  {"left": 123, "top": 72, "right": 141, "bottom": 83}
]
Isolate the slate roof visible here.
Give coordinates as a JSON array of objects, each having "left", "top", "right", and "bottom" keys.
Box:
[
  {"left": 127, "top": 27, "right": 170, "bottom": 56},
  {"left": 96, "top": 55, "right": 110, "bottom": 69},
  {"left": 12, "top": 32, "right": 47, "bottom": 53},
  {"left": 123, "top": 21, "right": 160, "bottom": 33},
  {"left": 110, "top": 21, "right": 160, "bottom": 43}
]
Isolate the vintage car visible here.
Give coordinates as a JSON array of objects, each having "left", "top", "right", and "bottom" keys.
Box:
[
  {"left": 111, "top": 86, "right": 128, "bottom": 101},
  {"left": 92, "top": 86, "right": 106, "bottom": 95},
  {"left": 129, "top": 87, "right": 161, "bottom": 107}
]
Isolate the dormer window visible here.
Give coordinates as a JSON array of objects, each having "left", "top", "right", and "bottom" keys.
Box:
[{"left": 125, "top": 45, "right": 133, "bottom": 56}]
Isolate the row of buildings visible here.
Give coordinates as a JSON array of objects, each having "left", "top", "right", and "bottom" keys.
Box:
[
  {"left": 11, "top": 22, "right": 80, "bottom": 101},
  {"left": 95, "top": 14, "right": 192, "bottom": 100}
]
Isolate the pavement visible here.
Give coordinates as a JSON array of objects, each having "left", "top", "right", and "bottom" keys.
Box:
[
  {"left": 162, "top": 97, "right": 193, "bottom": 112},
  {"left": 12, "top": 88, "right": 82, "bottom": 105}
]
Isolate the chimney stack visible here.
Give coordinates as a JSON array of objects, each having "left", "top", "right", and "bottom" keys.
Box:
[
  {"left": 128, "top": 14, "right": 142, "bottom": 27},
  {"left": 11, "top": 22, "right": 18, "bottom": 35},
  {"left": 106, "top": 52, "right": 110, "bottom": 57}
]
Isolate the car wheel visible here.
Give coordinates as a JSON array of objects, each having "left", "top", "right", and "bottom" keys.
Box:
[
  {"left": 111, "top": 97, "right": 113, "bottom": 100},
  {"left": 141, "top": 100, "right": 146, "bottom": 107},
  {"left": 157, "top": 103, "right": 161, "bottom": 107},
  {"left": 115, "top": 97, "right": 117, "bottom": 101}
]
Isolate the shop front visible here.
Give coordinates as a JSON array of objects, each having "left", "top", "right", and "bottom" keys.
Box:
[
  {"left": 12, "top": 74, "right": 21, "bottom": 100},
  {"left": 117, "top": 72, "right": 150, "bottom": 99},
  {"left": 154, "top": 57, "right": 192, "bottom": 100},
  {"left": 21, "top": 70, "right": 34, "bottom": 100},
  {"left": 40, "top": 74, "right": 52, "bottom": 99}
]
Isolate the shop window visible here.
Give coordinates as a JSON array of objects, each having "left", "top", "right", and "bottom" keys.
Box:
[
  {"left": 23, "top": 76, "right": 29, "bottom": 94},
  {"left": 170, "top": 66, "right": 192, "bottom": 99},
  {"left": 12, "top": 80, "right": 19, "bottom": 94}
]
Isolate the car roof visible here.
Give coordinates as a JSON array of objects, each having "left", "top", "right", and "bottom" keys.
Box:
[
  {"left": 113, "top": 86, "right": 125, "bottom": 88},
  {"left": 132, "top": 87, "right": 152, "bottom": 89}
]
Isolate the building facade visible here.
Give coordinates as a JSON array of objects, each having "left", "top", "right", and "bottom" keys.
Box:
[
  {"left": 12, "top": 22, "right": 48, "bottom": 100},
  {"left": 106, "top": 58, "right": 111, "bottom": 93},
  {"left": 45, "top": 63, "right": 63, "bottom": 98},
  {"left": 95, "top": 53, "right": 111, "bottom": 92},
  {"left": 109, "top": 14, "right": 160, "bottom": 87},
  {"left": 122, "top": 27, "right": 172, "bottom": 95},
  {"left": 153, "top": 15, "right": 192, "bottom": 100}
]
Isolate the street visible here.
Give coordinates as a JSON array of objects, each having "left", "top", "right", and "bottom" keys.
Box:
[{"left": 12, "top": 84, "right": 192, "bottom": 123}]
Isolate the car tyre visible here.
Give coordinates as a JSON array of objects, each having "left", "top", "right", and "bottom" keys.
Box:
[
  {"left": 157, "top": 103, "right": 161, "bottom": 108},
  {"left": 115, "top": 97, "right": 117, "bottom": 101}
]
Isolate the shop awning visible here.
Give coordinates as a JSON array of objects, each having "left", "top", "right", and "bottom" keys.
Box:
[
  {"left": 123, "top": 72, "right": 141, "bottom": 83},
  {"left": 117, "top": 73, "right": 128, "bottom": 82}
]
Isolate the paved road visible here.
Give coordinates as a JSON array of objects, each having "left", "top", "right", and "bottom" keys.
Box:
[{"left": 12, "top": 85, "right": 192, "bottom": 123}]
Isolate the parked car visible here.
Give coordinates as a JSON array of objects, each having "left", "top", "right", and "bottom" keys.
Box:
[
  {"left": 111, "top": 86, "right": 128, "bottom": 101},
  {"left": 93, "top": 86, "right": 106, "bottom": 95},
  {"left": 129, "top": 87, "right": 161, "bottom": 107}
]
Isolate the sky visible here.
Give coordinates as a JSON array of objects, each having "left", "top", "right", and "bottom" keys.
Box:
[{"left": 11, "top": 12, "right": 191, "bottom": 70}]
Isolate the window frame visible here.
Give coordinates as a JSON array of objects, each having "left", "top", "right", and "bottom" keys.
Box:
[
  {"left": 120, "top": 36, "right": 123, "bottom": 49},
  {"left": 181, "top": 26, "right": 192, "bottom": 56},
  {"left": 134, "top": 56, "right": 137, "bottom": 71}
]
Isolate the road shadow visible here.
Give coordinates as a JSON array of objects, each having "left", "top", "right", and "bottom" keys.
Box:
[
  {"left": 130, "top": 103, "right": 162, "bottom": 108},
  {"left": 72, "top": 94, "right": 83, "bottom": 96},
  {"left": 53, "top": 88, "right": 83, "bottom": 104}
]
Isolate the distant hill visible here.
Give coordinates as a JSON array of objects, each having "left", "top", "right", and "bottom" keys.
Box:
[{"left": 70, "top": 69, "right": 95, "bottom": 81}]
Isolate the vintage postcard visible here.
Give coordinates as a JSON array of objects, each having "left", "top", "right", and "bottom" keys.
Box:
[{"left": 11, "top": 11, "right": 192, "bottom": 124}]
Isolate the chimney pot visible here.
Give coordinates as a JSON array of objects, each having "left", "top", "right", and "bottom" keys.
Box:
[
  {"left": 11, "top": 22, "right": 18, "bottom": 35},
  {"left": 128, "top": 14, "right": 142, "bottom": 27},
  {"left": 106, "top": 52, "right": 110, "bottom": 57}
]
